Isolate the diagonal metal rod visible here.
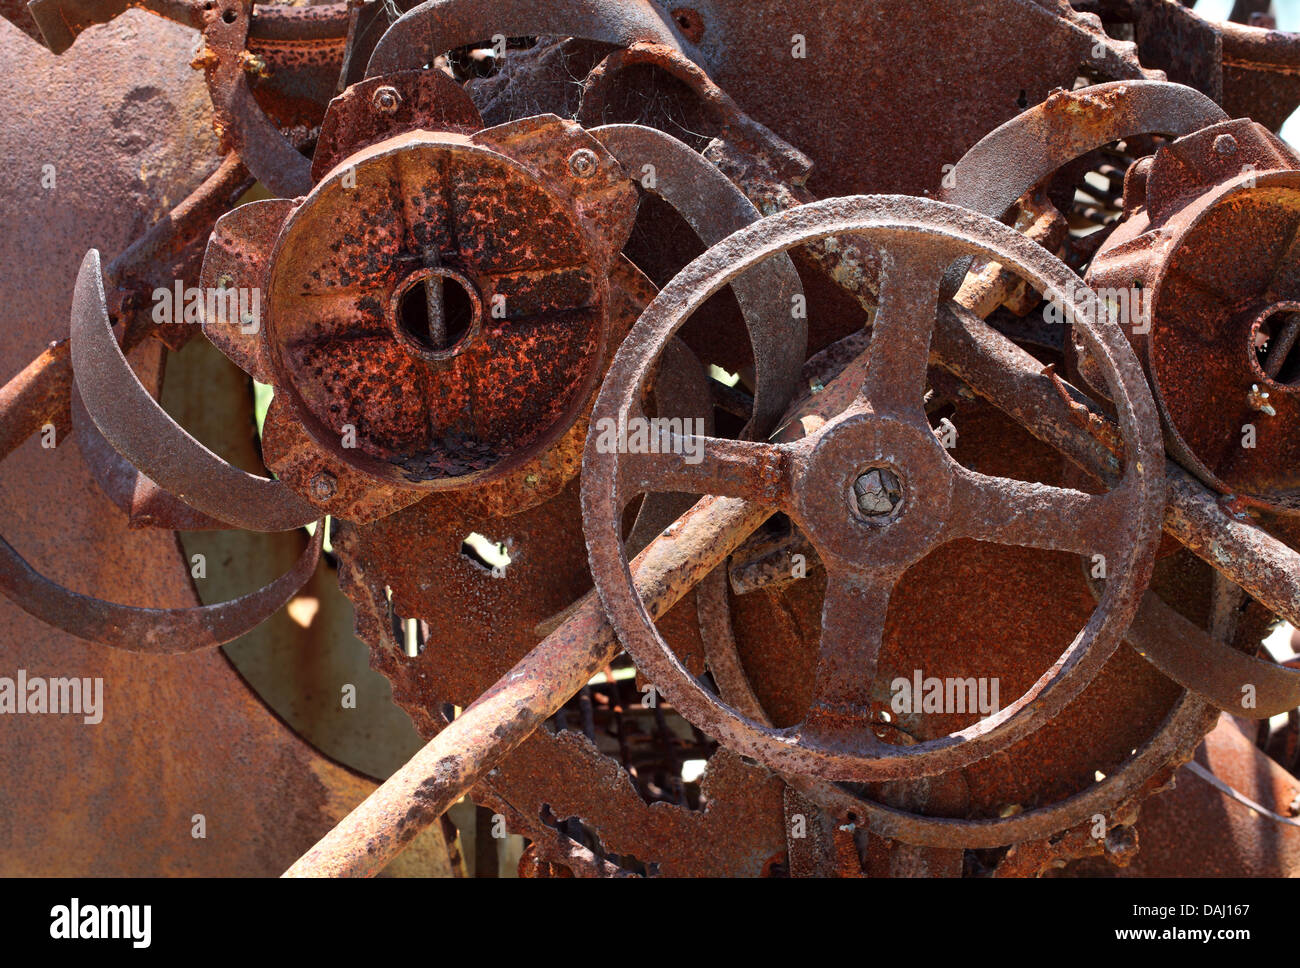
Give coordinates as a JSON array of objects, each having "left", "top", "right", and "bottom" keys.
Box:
[{"left": 283, "top": 496, "right": 772, "bottom": 877}]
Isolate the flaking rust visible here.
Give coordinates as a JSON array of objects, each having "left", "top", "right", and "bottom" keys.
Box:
[{"left": 6, "top": 0, "right": 1300, "bottom": 880}]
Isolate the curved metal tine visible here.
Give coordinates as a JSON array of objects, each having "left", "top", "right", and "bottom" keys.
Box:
[
  {"left": 71, "top": 249, "right": 318, "bottom": 533},
  {"left": 589, "top": 124, "right": 806, "bottom": 438},
  {"left": 72, "top": 389, "right": 233, "bottom": 532},
  {"left": 0, "top": 523, "right": 322, "bottom": 653},
  {"left": 365, "top": 0, "right": 689, "bottom": 78}
]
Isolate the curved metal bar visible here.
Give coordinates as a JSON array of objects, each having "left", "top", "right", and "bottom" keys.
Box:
[
  {"left": 70, "top": 248, "right": 319, "bottom": 532},
  {"left": 72, "top": 389, "right": 235, "bottom": 532},
  {"left": 944, "top": 80, "right": 1227, "bottom": 220},
  {"left": 0, "top": 522, "right": 321, "bottom": 653},
  {"left": 590, "top": 124, "right": 806, "bottom": 438},
  {"left": 365, "top": 0, "right": 690, "bottom": 78},
  {"left": 1089, "top": 575, "right": 1300, "bottom": 719}
]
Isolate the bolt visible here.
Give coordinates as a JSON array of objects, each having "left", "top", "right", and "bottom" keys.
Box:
[
  {"left": 524, "top": 473, "right": 539, "bottom": 487},
  {"left": 372, "top": 86, "right": 402, "bottom": 114},
  {"left": 1214, "top": 133, "right": 1238, "bottom": 156},
  {"left": 311, "top": 471, "right": 337, "bottom": 500},
  {"left": 567, "top": 148, "right": 599, "bottom": 178},
  {"left": 852, "top": 467, "right": 902, "bottom": 517}
]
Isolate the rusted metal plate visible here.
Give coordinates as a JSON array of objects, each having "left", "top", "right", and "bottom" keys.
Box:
[
  {"left": 673, "top": 0, "right": 1151, "bottom": 198},
  {"left": 311, "top": 68, "right": 484, "bottom": 181},
  {"left": 0, "top": 16, "right": 441, "bottom": 876}
]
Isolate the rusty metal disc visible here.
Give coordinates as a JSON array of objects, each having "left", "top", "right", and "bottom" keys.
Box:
[
  {"left": 259, "top": 120, "right": 636, "bottom": 491},
  {"left": 1107, "top": 167, "right": 1300, "bottom": 511}
]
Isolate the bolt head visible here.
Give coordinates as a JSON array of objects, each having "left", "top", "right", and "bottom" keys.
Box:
[
  {"left": 372, "top": 86, "right": 402, "bottom": 114},
  {"left": 311, "top": 471, "right": 337, "bottom": 500},
  {"left": 567, "top": 148, "right": 599, "bottom": 178},
  {"left": 1214, "top": 133, "right": 1238, "bottom": 156},
  {"left": 852, "top": 467, "right": 902, "bottom": 518}
]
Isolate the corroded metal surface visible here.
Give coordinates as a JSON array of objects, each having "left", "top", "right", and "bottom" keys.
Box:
[
  {"left": 10, "top": 0, "right": 1300, "bottom": 881},
  {"left": 0, "top": 15, "right": 439, "bottom": 877},
  {"left": 582, "top": 195, "right": 1165, "bottom": 782},
  {"left": 1089, "top": 118, "right": 1300, "bottom": 512}
]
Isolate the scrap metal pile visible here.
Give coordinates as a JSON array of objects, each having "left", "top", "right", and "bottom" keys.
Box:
[{"left": 5, "top": 0, "right": 1300, "bottom": 877}]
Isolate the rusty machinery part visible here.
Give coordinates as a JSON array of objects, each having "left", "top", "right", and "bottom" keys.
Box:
[
  {"left": 309, "top": 67, "right": 485, "bottom": 181},
  {"left": 682, "top": 0, "right": 1157, "bottom": 200},
  {"left": 362, "top": 0, "right": 693, "bottom": 79},
  {"left": 1077, "top": 0, "right": 1300, "bottom": 134},
  {"left": 25, "top": 0, "right": 348, "bottom": 195},
  {"left": 0, "top": 519, "right": 322, "bottom": 653},
  {"left": 16, "top": 0, "right": 1300, "bottom": 879},
  {"left": 72, "top": 387, "right": 234, "bottom": 532},
  {"left": 202, "top": 114, "right": 637, "bottom": 519},
  {"left": 290, "top": 230, "right": 1300, "bottom": 874},
  {"left": 1087, "top": 579, "right": 1300, "bottom": 719},
  {"left": 291, "top": 281, "right": 1286, "bottom": 874},
  {"left": 693, "top": 512, "right": 1218, "bottom": 858},
  {"left": 194, "top": 0, "right": 317, "bottom": 196},
  {"left": 71, "top": 248, "right": 320, "bottom": 531},
  {"left": 102, "top": 153, "right": 256, "bottom": 356},
  {"left": 588, "top": 122, "right": 805, "bottom": 436},
  {"left": 336, "top": 135, "right": 811, "bottom": 873},
  {"left": 23, "top": 0, "right": 336, "bottom": 53},
  {"left": 353, "top": 125, "right": 804, "bottom": 872},
  {"left": 582, "top": 194, "right": 1165, "bottom": 783},
  {"left": 0, "top": 325, "right": 323, "bottom": 651},
  {"left": 287, "top": 202, "right": 1300, "bottom": 874},
  {"left": 1087, "top": 117, "right": 1300, "bottom": 513},
  {"left": 942, "top": 80, "right": 1227, "bottom": 222},
  {"left": 576, "top": 42, "right": 814, "bottom": 190},
  {"left": 697, "top": 362, "right": 1216, "bottom": 865},
  {"left": 288, "top": 492, "right": 780, "bottom": 878}
]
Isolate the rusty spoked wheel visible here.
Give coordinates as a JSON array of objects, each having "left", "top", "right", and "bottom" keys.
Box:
[{"left": 582, "top": 194, "right": 1166, "bottom": 783}]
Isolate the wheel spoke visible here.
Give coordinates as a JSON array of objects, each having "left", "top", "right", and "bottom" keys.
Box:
[
  {"left": 861, "top": 246, "right": 950, "bottom": 415},
  {"left": 799, "top": 566, "right": 895, "bottom": 748},
  {"left": 616, "top": 435, "right": 792, "bottom": 506},
  {"left": 946, "top": 467, "right": 1125, "bottom": 558}
]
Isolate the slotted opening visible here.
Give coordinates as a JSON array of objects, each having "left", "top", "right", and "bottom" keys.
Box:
[
  {"left": 397, "top": 273, "right": 475, "bottom": 353},
  {"left": 1254, "top": 308, "right": 1300, "bottom": 387}
]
